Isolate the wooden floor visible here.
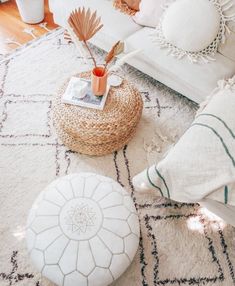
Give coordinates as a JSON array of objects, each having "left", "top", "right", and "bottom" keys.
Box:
[{"left": 0, "top": 0, "right": 58, "bottom": 55}]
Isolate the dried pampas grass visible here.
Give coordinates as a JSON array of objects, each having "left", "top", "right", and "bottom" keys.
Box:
[{"left": 105, "top": 41, "right": 124, "bottom": 70}]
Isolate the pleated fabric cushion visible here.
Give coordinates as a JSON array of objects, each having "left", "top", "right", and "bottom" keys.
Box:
[
  {"left": 113, "top": 0, "right": 139, "bottom": 15},
  {"left": 123, "top": 0, "right": 140, "bottom": 10}
]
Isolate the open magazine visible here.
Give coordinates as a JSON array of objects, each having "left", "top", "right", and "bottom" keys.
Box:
[{"left": 61, "top": 77, "right": 110, "bottom": 110}]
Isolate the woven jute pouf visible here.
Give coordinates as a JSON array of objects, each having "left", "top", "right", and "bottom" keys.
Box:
[{"left": 53, "top": 72, "right": 143, "bottom": 156}]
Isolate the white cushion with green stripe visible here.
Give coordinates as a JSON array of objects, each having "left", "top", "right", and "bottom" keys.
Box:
[{"left": 133, "top": 76, "right": 235, "bottom": 226}]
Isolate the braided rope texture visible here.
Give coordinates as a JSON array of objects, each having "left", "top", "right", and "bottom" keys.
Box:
[{"left": 53, "top": 72, "right": 143, "bottom": 156}]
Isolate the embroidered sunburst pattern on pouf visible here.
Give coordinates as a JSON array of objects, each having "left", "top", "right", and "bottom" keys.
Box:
[{"left": 65, "top": 203, "right": 96, "bottom": 234}]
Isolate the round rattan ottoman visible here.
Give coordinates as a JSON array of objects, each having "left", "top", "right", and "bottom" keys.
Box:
[{"left": 53, "top": 72, "right": 143, "bottom": 156}]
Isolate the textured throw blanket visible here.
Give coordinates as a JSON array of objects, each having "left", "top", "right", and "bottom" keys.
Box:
[{"left": 133, "top": 77, "right": 235, "bottom": 226}]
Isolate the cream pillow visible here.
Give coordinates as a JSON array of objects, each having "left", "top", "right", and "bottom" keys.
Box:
[
  {"left": 133, "top": 0, "right": 166, "bottom": 28},
  {"left": 133, "top": 76, "right": 235, "bottom": 226},
  {"left": 152, "top": 0, "right": 235, "bottom": 63}
]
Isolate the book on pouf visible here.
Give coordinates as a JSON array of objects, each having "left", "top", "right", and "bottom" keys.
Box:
[{"left": 61, "top": 77, "right": 110, "bottom": 110}]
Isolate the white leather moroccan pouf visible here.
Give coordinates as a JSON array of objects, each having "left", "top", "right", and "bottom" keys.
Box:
[{"left": 26, "top": 173, "right": 140, "bottom": 286}]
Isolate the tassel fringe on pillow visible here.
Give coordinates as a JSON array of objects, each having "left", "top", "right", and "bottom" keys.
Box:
[{"left": 197, "top": 75, "right": 235, "bottom": 115}]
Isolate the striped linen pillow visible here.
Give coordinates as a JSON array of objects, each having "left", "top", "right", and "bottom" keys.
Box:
[{"left": 133, "top": 76, "right": 235, "bottom": 225}]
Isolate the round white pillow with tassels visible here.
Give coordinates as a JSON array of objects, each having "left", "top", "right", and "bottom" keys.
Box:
[
  {"left": 162, "top": 0, "right": 220, "bottom": 52},
  {"left": 152, "top": 0, "right": 235, "bottom": 63}
]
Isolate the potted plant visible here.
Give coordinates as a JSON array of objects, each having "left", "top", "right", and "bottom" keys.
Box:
[{"left": 16, "top": 0, "right": 44, "bottom": 24}]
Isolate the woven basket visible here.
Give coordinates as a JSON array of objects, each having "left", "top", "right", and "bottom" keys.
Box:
[{"left": 53, "top": 72, "right": 143, "bottom": 156}]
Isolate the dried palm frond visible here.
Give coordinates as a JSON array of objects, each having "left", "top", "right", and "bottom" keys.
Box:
[
  {"left": 68, "top": 7, "right": 103, "bottom": 41},
  {"left": 105, "top": 41, "right": 124, "bottom": 69},
  {"left": 68, "top": 7, "right": 103, "bottom": 67}
]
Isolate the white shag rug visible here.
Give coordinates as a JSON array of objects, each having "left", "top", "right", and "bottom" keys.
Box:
[{"left": 0, "top": 28, "right": 235, "bottom": 286}]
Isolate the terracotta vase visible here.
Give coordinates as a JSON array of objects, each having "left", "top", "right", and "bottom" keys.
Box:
[{"left": 91, "top": 67, "right": 108, "bottom": 96}]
